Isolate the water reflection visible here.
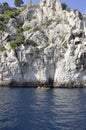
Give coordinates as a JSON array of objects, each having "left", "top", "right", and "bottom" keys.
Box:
[
  {"left": 0, "top": 88, "right": 18, "bottom": 129},
  {"left": 51, "top": 89, "right": 86, "bottom": 129}
]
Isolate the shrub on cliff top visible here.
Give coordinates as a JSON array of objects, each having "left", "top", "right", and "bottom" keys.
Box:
[
  {"left": 14, "top": 0, "right": 24, "bottom": 7},
  {"left": 3, "top": 2, "right": 9, "bottom": 7},
  {"left": 66, "top": 7, "right": 71, "bottom": 12},
  {"left": 3, "top": 6, "right": 26, "bottom": 23}
]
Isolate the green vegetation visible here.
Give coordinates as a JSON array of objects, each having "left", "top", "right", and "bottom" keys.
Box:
[
  {"left": 10, "top": 36, "right": 37, "bottom": 49},
  {"left": 62, "top": 3, "right": 71, "bottom": 12},
  {"left": 66, "top": 7, "right": 71, "bottom": 12},
  {"left": 4, "top": 10, "right": 16, "bottom": 20},
  {"left": 0, "top": 15, "right": 5, "bottom": 21},
  {"left": 62, "top": 3, "right": 67, "bottom": 10},
  {"left": 10, "top": 40, "right": 19, "bottom": 49},
  {"left": 0, "top": 5, "right": 26, "bottom": 27},
  {"left": 0, "top": 46, "right": 6, "bottom": 52},
  {"left": 32, "top": 26, "right": 40, "bottom": 32},
  {"left": 14, "top": 0, "right": 24, "bottom": 7},
  {"left": 43, "top": 44, "right": 49, "bottom": 49},
  {"left": 15, "top": 5, "right": 26, "bottom": 15},
  {"left": 46, "top": 19, "right": 54, "bottom": 26},
  {"left": 16, "top": 26, "right": 23, "bottom": 34},
  {"left": 3, "top": 2, "right": 9, "bottom": 7},
  {"left": 0, "top": 11, "right": 3, "bottom": 14},
  {"left": 4, "top": 6, "right": 26, "bottom": 22},
  {"left": 16, "top": 22, "right": 24, "bottom": 35},
  {"left": 42, "top": 19, "right": 54, "bottom": 26},
  {"left": 0, "top": 21, "right": 6, "bottom": 31},
  {"left": 34, "top": 53, "right": 40, "bottom": 58},
  {"left": 29, "top": 0, "right": 33, "bottom": 6},
  {"left": 63, "top": 42, "right": 68, "bottom": 49},
  {"left": 74, "top": 9, "right": 78, "bottom": 13},
  {"left": 74, "top": 9, "right": 81, "bottom": 16},
  {"left": 10, "top": 35, "right": 25, "bottom": 49},
  {"left": 32, "top": 16, "right": 36, "bottom": 19},
  {"left": 61, "top": 35, "right": 65, "bottom": 43},
  {"left": 23, "top": 25, "right": 31, "bottom": 31}
]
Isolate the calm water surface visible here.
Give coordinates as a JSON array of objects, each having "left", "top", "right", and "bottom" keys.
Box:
[{"left": 0, "top": 88, "right": 86, "bottom": 130}]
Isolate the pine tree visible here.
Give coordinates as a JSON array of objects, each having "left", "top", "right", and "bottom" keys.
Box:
[{"left": 14, "top": 0, "right": 24, "bottom": 7}]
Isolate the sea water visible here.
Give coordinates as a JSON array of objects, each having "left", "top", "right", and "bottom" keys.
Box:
[{"left": 0, "top": 87, "right": 86, "bottom": 130}]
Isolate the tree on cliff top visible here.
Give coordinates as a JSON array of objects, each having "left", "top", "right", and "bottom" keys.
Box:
[
  {"left": 3, "top": 2, "right": 9, "bottom": 7},
  {"left": 14, "top": 0, "right": 24, "bottom": 7}
]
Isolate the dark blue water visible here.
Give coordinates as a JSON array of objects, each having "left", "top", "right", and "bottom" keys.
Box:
[{"left": 0, "top": 88, "right": 86, "bottom": 130}]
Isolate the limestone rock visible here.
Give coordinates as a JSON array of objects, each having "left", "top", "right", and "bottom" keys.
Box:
[{"left": 0, "top": 0, "right": 86, "bottom": 87}]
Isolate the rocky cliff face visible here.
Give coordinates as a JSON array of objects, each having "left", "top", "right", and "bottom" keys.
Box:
[{"left": 0, "top": 0, "right": 86, "bottom": 87}]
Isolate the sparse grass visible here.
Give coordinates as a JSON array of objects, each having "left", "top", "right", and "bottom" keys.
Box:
[
  {"left": 16, "top": 27, "right": 23, "bottom": 34},
  {"left": 0, "top": 46, "right": 6, "bottom": 51},
  {"left": 41, "top": 22, "right": 46, "bottom": 26},
  {"left": 46, "top": 19, "right": 54, "bottom": 26},
  {"left": 61, "top": 35, "right": 66, "bottom": 43},
  {"left": 63, "top": 42, "right": 68, "bottom": 49},
  {"left": 32, "top": 26, "right": 40, "bottom": 32},
  {"left": 32, "top": 16, "right": 36, "bottom": 19},
  {"left": 23, "top": 25, "right": 31, "bottom": 31},
  {"left": 16, "top": 23, "right": 23, "bottom": 35},
  {"left": 41, "top": 19, "right": 55, "bottom": 26}
]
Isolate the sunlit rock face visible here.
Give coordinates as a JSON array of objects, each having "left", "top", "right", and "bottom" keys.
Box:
[
  {"left": 0, "top": 0, "right": 86, "bottom": 87},
  {"left": 37, "top": 0, "right": 63, "bottom": 23}
]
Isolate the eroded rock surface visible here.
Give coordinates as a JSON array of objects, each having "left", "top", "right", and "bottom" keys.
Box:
[{"left": 0, "top": 0, "right": 86, "bottom": 87}]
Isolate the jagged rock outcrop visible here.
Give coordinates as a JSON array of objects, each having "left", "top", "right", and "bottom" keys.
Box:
[{"left": 0, "top": 0, "right": 86, "bottom": 87}]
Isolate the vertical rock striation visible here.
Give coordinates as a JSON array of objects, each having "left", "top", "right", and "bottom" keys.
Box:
[{"left": 0, "top": 0, "right": 86, "bottom": 87}]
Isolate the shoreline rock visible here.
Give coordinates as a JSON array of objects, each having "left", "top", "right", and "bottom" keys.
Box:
[{"left": 0, "top": 80, "right": 86, "bottom": 88}]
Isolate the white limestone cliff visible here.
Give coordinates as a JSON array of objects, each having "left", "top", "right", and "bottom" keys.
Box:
[{"left": 0, "top": 0, "right": 86, "bottom": 87}]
